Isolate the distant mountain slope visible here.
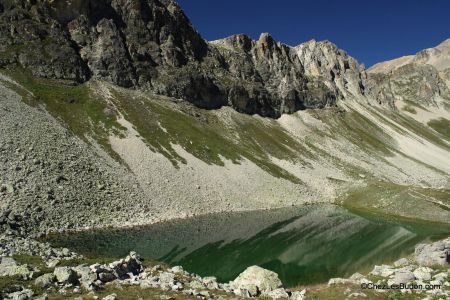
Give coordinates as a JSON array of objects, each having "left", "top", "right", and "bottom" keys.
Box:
[{"left": 367, "top": 39, "right": 450, "bottom": 109}]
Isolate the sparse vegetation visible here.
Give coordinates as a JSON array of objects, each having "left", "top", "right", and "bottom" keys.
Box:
[
  {"left": 1, "top": 68, "right": 126, "bottom": 161},
  {"left": 402, "top": 105, "right": 417, "bottom": 114},
  {"left": 428, "top": 118, "right": 450, "bottom": 141},
  {"left": 340, "top": 181, "right": 450, "bottom": 224},
  {"left": 109, "top": 86, "right": 305, "bottom": 183}
]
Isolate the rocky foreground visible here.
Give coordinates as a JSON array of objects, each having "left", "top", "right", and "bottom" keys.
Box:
[{"left": 0, "top": 232, "right": 449, "bottom": 299}]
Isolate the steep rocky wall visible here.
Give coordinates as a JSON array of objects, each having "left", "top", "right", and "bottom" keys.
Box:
[
  {"left": 367, "top": 39, "right": 450, "bottom": 109},
  {"left": 0, "top": 0, "right": 367, "bottom": 117}
]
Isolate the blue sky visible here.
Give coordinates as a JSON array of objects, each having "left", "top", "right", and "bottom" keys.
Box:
[{"left": 176, "top": 0, "right": 450, "bottom": 67}]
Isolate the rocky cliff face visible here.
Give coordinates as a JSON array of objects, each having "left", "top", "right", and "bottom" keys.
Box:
[
  {"left": 0, "top": 0, "right": 369, "bottom": 117},
  {"left": 367, "top": 39, "right": 450, "bottom": 108}
]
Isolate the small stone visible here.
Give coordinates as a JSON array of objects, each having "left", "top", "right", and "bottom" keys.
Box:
[
  {"left": 348, "top": 292, "right": 367, "bottom": 298},
  {"left": 169, "top": 266, "right": 184, "bottom": 274},
  {"left": 0, "top": 183, "right": 14, "bottom": 194},
  {"left": 102, "top": 294, "right": 117, "bottom": 300},
  {"left": 290, "top": 289, "right": 307, "bottom": 300}
]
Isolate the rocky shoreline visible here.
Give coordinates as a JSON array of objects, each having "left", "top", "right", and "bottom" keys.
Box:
[{"left": 1, "top": 230, "right": 449, "bottom": 299}]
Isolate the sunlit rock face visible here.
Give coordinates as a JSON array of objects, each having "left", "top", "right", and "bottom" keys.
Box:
[
  {"left": 0, "top": 0, "right": 370, "bottom": 117},
  {"left": 367, "top": 39, "right": 450, "bottom": 108}
]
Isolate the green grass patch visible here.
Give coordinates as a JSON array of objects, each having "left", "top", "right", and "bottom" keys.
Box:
[
  {"left": 385, "top": 111, "right": 450, "bottom": 151},
  {"left": 1, "top": 68, "right": 126, "bottom": 161},
  {"left": 109, "top": 87, "right": 304, "bottom": 183},
  {"left": 11, "top": 254, "right": 53, "bottom": 274},
  {"left": 316, "top": 109, "right": 395, "bottom": 156},
  {"left": 428, "top": 118, "right": 450, "bottom": 141},
  {"left": 340, "top": 181, "right": 450, "bottom": 224},
  {"left": 402, "top": 105, "right": 417, "bottom": 114}
]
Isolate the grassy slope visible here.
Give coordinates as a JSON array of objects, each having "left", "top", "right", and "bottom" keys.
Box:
[
  {"left": 339, "top": 181, "right": 450, "bottom": 224},
  {"left": 0, "top": 69, "right": 127, "bottom": 161},
  {"left": 1, "top": 68, "right": 449, "bottom": 224}
]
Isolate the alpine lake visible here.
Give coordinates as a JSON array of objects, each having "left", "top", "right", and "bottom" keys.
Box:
[{"left": 47, "top": 204, "right": 450, "bottom": 287}]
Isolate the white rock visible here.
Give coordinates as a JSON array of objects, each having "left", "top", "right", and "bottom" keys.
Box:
[
  {"left": 290, "top": 289, "right": 306, "bottom": 300},
  {"left": 264, "top": 288, "right": 289, "bottom": 299},
  {"left": 389, "top": 269, "right": 415, "bottom": 285},
  {"left": 169, "top": 266, "right": 184, "bottom": 274},
  {"left": 413, "top": 267, "right": 433, "bottom": 281},
  {"left": 102, "top": 294, "right": 117, "bottom": 300},
  {"left": 370, "top": 265, "right": 394, "bottom": 277},
  {"left": 328, "top": 278, "right": 352, "bottom": 285},
  {"left": 393, "top": 258, "right": 410, "bottom": 267},
  {"left": 231, "top": 266, "right": 283, "bottom": 293},
  {"left": 348, "top": 292, "right": 367, "bottom": 298},
  {"left": 415, "top": 238, "right": 450, "bottom": 267}
]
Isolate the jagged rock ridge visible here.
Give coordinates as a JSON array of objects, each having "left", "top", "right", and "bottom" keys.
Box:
[{"left": 0, "top": 0, "right": 367, "bottom": 117}]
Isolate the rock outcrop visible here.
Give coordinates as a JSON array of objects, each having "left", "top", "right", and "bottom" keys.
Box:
[
  {"left": 367, "top": 39, "right": 450, "bottom": 108},
  {"left": 230, "top": 265, "right": 283, "bottom": 297},
  {"left": 0, "top": 0, "right": 368, "bottom": 117},
  {"left": 414, "top": 237, "right": 450, "bottom": 267}
]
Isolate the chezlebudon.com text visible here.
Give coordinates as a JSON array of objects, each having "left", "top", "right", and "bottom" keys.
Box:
[{"left": 361, "top": 282, "right": 441, "bottom": 291}]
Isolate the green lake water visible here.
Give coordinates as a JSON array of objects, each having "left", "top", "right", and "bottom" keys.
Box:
[{"left": 47, "top": 205, "right": 450, "bottom": 287}]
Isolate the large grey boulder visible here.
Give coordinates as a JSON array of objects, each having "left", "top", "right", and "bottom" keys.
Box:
[
  {"left": 109, "top": 251, "right": 142, "bottom": 278},
  {"left": 34, "top": 273, "right": 55, "bottom": 289},
  {"left": 388, "top": 269, "right": 415, "bottom": 285},
  {"left": 413, "top": 267, "right": 433, "bottom": 281},
  {"left": 73, "top": 265, "right": 97, "bottom": 289},
  {"left": 6, "top": 287, "right": 33, "bottom": 300},
  {"left": 53, "top": 266, "right": 78, "bottom": 284},
  {"left": 415, "top": 238, "right": 450, "bottom": 267},
  {"left": 159, "top": 271, "right": 176, "bottom": 287},
  {"left": 0, "top": 257, "right": 34, "bottom": 278},
  {"left": 231, "top": 265, "right": 283, "bottom": 296}
]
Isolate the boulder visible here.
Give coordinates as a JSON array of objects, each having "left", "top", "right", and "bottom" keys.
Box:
[
  {"left": 53, "top": 266, "right": 78, "bottom": 284},
  {"left": 290, "top": 289, "right": 306, "bottom": 300},
  {"left": 0, "top": 257, "right": 33, "bottom": 278},
  {"left": 415, "top": 238, "right": 450, "bottom": 267},
  {"left": 73, "top": 265, "right": 97, "bottom": 288},
  {"left": 109, "top": 251, "right": 142, "bottom": 278},
  {"left": 34, "top": 273, "right": 55, "bottom": 288},
  {"left": 233, "top": 284, "right": 258, "bottom": 297},
  {"left": 159, "top": 272, "right": 176, "bottom": 287},
  {"left": 413, "top": 267, "right": 433, "bottom": 281},
  {"left": 7, "top": 290, "right": 34, "bottom": 300},
  {"left": 202, "top": 276, "right": 219, "bottom": 289},
  {"left": 169, "top": 266, "right": 184, "bottom": 274},
  {"left": 98, "top": 271, "right": 116, "bottom": 283},
  {"left": 102, "top": 294, "right": 117, "bottom": 300},
  {"left": 388, "top": 269, "right": 415, "bottom": 285},
  {"left": 393, "top": 258, "right": 410, "bottom": 268},
  {"left": 231, "top": 266, "right": 283, "bottom": 295},
  {"left": 369, "top": 265, "right": 395, "bottom": 277},
  {"left": 265, "top": 288, "right": 289, "bottom": 298}
]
